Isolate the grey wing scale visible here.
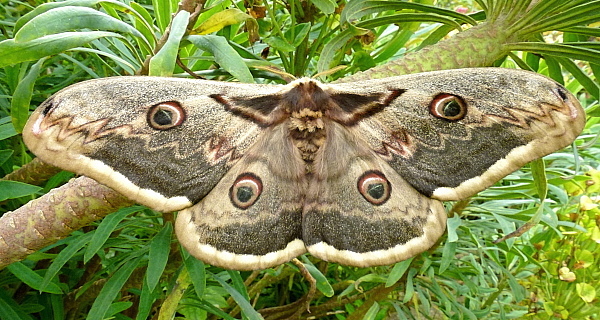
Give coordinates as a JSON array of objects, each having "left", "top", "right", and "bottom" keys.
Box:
[{"left": 23, "top": 77, "right": 282, "bottom": 212}]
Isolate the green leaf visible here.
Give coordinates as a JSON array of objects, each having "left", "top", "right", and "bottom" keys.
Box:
[
  {"left": 386, "top": 257, "right": 414, "bottom": 287},
  {"left": 439, "top": 241, "right": 457, "bottom": 274},
  {"left": 0, "top": 121, "right": 17, "bottom": 140},
  {"left": 576, "top": 283, "right": 596, "bottom": 303},
  {"left": 341, "top": 0, "right": 476, "bottom": 25},
  {"left": 184, "top": 253, "right": 206, "bottom": 299},
  {"left": 556, "top": 56, "right": 600, "bottom": 100},
  {"left": 84, "top": 206, "right": 141, "bottom": 263},
  {"left": 519, "top": 1, "right": 600, "bottom": 35},
  {"left": 193, "top": 8, "right": 252, "bottom": 35},
  {"left": 7, "top": 262, "right": 63, "bottom": 294},
  {"left": 286, "top": 23, "right": 311, "bottom": 47},
  {"left": 40, "top": 232, "right": 94, "bottom": 292},
  {"left": 319, "top": 13, "right": 462, "bottom": 72},
  {"left": 11, "top": 58, "right": 46, "bottom": 133},
  {"left": 152, "top": 0, "right": 177, "bottom": 32},
  {"left": 87, "top": 255, "right": 143, "bottom": 320},
  {"left": 226, "top": 270, "right": 250, "bottom": 300},
  {"left": 0, "top": 150, "right": 13, "bottom": 166},
  {"left": 364, "top": 302, "right": 380, "bottom": 320},
  {"left": 68, "top": 47, "right": 138, "bottom": 75},
  {"left": 209, "top": 272, "right": 264, "bottom": 320},
  {"left": 187, "top": 35, "right": 255, "bottom": 83},
  {"left": 446, "top": 215, "right": 461, "bottom": 242},
  {"left": 506, "top": 42, "right": 600, "bottom": 66},
  {"left": 300, "top": 257, "right": 335, "bottom": 297},
  {"left": 312, "top": 0, "right": 337, "bottom": 14},
  {"left": 531, "top": 159, "right": 548, "bottom": 199},
  {"left": 146, "top": 222, "right": 173, "bottom": 292},
  {"left": 149, "top": 10, "right": 190, "bottom": 76},
  {"left": 0, "top": 31, "right": 123, "bottom": 69},
  {"left": 14, "top": 7, "right": 143, "bottom": 42},
  {"left": 0, "top": 181, "right": 41, "bottom": 201},
  {"left": 264, "top": 36, "right": 296, "bottom": 53},
  {"left": 0, "top": 289, "right": 33, "bottom": 320},
  {"left": 15, "top": 0, "right": 108, "bottom": 31}
]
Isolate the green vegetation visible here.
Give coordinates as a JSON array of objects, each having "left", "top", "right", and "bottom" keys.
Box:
[{"left": 0, "top": 0, "right": 598, "bottom": 319}]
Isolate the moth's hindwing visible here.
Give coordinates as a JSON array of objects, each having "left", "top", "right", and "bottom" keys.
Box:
[
  {"left": 303, "top": 122, "right": 447, "bottom": 267},
  {"left": 175, "top": 124, "right": 308, "bottom": 270}
]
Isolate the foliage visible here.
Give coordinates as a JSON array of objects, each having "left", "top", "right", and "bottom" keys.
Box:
[{"left": 0, "top": 0, "right": 599, "bottom": 319}]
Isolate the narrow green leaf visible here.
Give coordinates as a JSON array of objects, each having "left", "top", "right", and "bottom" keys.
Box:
[
  {"left": 556, "top": 56, "right": 600, "bottom": 100},
  {"left": 146, "top": 222, "right": 173, "bottom": 292},
  {"left": 341, "top": 0, "right": 476, "bottom": 25},
  {"left": 136, "top": 278, "right": 155, "bottom": 320},
  {"left": 152, "top": 0, "right": 176, "bottom": 32},
  {"left": 520, "top": 1, "right": 600, "bottom": 35},
  {"left": 364, "top": 302, "right": 380, "bottom": 320},
  {"left": 0, "top": 118, "right": 18, "bottom": 140},
  {"left": 7, "top": 262, "right": 63, "bottom": 294},
  {"left": 11, "top": 58, "right": 46, "bottom": 133},
  {"left": 84, "top": 206, "right": 141, "bottom": 263},
  {"left": 41, "top": 232, "right": 94, "bottom": 292},
  {"left": 187, "top": 34, "right": 255, "bottom": 83},
  {"left": 561, "top": 26, "right": 600, "bottom": 37},
  {"left": 300, "top": 257, "right": 335, "bottom": 297},
  {"left": 446, "top": 215, "right": 461, "bottom": 242},
  {"left": 0, "top": 181, "right": 41, "bottom": 201},
  {"left": 149, "top": 10, "right": 190, "bottom": 76},
  {"left": 184, "top": 253, "right": 206, "bottom": 299},
  {"left": 507, "top": 42, "right": 600, "bottom": 66},
  {"left": 439, "top": 241, "right": 457, "bottom": 274},
  {"left": 386, "top": 257, "right": 414, "bottom": 287},
  {"left": 0, "top": 150, "right": 13, "bottom": 166},
  {"left": 197, "top": 300, "right": 237, "bottom": 320},
  {"left": 0, "top": 31, "right": 123, "bottom": 68},
  {"left": 209, "top": 272, "right": 264, "bottom": 320},
  {"left": 226, "top": 270, "right": 250, "bottom": 300},
  {"left": 0, "top": 289, "right": 33, "bottom": 320},
  {"left": 68, "top": 47, "right": 138, "bottom": 75},
  {"left": 14, "top": 0, "right": 106, "bottom": 31},
  {"left": 105, "top": 302, "right": 133, "bottom": 318},
  {"left": 286, "top": 23, "right": 311, "bottom": 47},
  {"left": 15, "top": 7, "right": 143, "bottom": 42},
  {"left": 531, "top": 159, "right": 548, "bottom": 200},
  {"left": 87, "top": 256, "right": 143, "bottom": 320},
  {"left": 402, "top": 268, "right": 416, "bottom": 303}
]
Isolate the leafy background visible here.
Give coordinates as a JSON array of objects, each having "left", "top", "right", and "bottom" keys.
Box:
[{"left": 0, "top": 0, "right": 599, "bottom": 319}]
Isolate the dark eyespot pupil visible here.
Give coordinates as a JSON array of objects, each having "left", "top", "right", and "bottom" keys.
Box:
[
  {"left": 367, "top": 183, "right": 385, "bottom": 199},
  {"left": 557, "top": 87, "right": 568, "bottom": 100},
  {"left": 153, "top": 109, "right": 174, "bottom": 126},
  {"left": 236, "top": 186, "right": 254, "bottom": 203},
  {"left": 443, "top": 100, "right": 461, "bottom": 117}
]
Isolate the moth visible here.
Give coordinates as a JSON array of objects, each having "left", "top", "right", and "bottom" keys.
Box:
[{"left": 23, "top": 68, "right": 585, "bottom": 270}]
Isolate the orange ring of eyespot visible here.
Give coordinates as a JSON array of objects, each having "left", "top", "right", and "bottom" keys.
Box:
[
  {"left": 429, "top": 94, "right": 467, "bottom": 121},
  {"left": 357, "top": 171, "right": 391, "bottom": 206},
  {"left": 147, "top": 102, "right": 186, "bottom": 130},
  {"left": 229, "top": 173, "right": 263, "bottom": 210}
]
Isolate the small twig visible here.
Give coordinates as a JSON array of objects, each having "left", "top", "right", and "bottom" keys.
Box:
[
  {"left": 176, "top": 57, "right": 204, "bottom": 79},
  {"left": 259, "top": 259, "right": 317, "bottom": 319}
]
